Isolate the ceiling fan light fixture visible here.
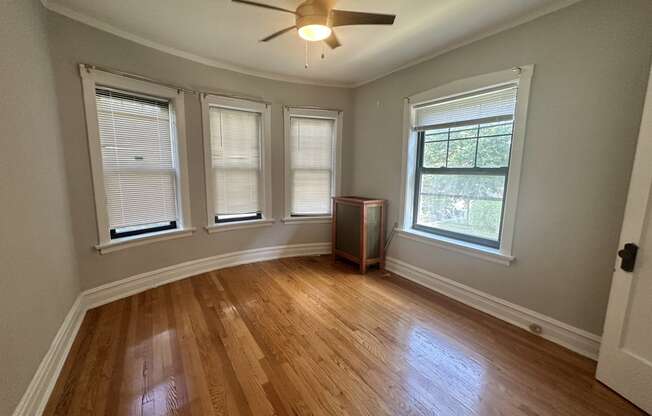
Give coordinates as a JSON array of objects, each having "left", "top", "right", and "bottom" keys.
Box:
[
  {"left": 298, "top": 24, "right": 332, "bottom": 41},
  {"left": 232, "top": 0, "right": 397, "bottom": 50}
]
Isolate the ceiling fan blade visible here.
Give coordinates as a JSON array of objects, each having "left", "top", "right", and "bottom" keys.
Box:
[
  {"left": 260, "top": 26, "right": 297, "bottom": 42},
  {"left": 323, "top": 31, "right": 341, "bottom": 49},
  {"left": 330, "top": 10, "right": 396, "bottom": 27},
  {"left": 232, "top": 0, "right": 296, "bottom": 15}
]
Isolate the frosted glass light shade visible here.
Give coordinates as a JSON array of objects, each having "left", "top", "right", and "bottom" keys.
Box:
[{"left": 298, "top": 24, "right": 332, "bottom": 41}]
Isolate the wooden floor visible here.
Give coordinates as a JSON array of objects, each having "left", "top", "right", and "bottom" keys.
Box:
[{"left": 44, "top": 256, "right": 644, "bottom": 416}]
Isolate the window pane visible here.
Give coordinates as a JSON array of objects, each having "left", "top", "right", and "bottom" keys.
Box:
[
  {"left": 425, "top": 130, "right": 448, "bottom": 141},
  {"left": 210, "top": 107, "right": 261, "bottom": 217},
  {"left": 291, "top": 169, "right": 332, "bottom": 215},
  {"left": 479, "top": 120, "right": 513, "bottom": 136},
  {"left": 114, "top": 221, "right": 175, "bottom": 234},
  {"left": 216, "top": 212, "right": 261, "bottom": 223},
  {"left": 290, "top": 116, "right": 334, "bottom": 215},
  {"left": 423, "top": 141, "right": 447, "bottom": 168},
  {"left": 446, "top": 139, "right": 476, "bottom": 168},
  {"left": 417, "top": 174, "right": 505, "bottom": 242},
  {"left": 96, "top": 89, "right": 178, "bottom": 231},
  {"left": 477, "top": 135, "right": 511, "bottom": 168},
  {"left": 214, "top": 167, "right": 259, "bottom": 215},
  {"left": 449, "top": 125, "right": 477, "bottom": 140},
  {"left": 103, "top": 171, "right": 178, "bottom": 229}
]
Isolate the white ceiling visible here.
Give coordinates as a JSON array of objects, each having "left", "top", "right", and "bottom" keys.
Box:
[{"left": 44, "top": 0, "right": 577, "bottom": 87}]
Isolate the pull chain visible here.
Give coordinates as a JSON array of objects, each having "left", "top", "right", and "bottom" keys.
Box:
[
  {"left": 321, "top": 42, "right": 325, "bottom": 60},
  {"left": 305, "top": 41, "right": 309, "bottom": 69}
]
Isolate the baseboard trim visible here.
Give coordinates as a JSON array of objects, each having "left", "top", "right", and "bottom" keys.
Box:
[
  {"left": 83, "top": 242, "right": 331, "bottom": 309},
  {"left": 11, "top": 296, "right": 86, "bottom": 416},
  {"left": 385, "top": 257, "right": 602, "bottom": 360},
  {"left": 13, "top": 242, "right": 330, "bottom": 416},
  {"left": 14, "top": 245, "right": 601, "bottom": 415}
]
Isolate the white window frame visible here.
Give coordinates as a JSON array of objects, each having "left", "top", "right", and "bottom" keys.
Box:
[
  {"left": 200, "top": 94, "right": 273, "bottom": 233},
  {"left": 283, "top": 107, "right": 343, "bottom": 224},
  {"left": 398, "top": 65, "right": 534, "bottom": 265},
  {"left": 80, "top": 65, "right": 194, "bottom": 254}
]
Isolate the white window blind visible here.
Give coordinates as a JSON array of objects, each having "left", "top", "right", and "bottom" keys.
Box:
[
  {"left": 96, "top": 88, "right": 179, "bottom": 233},
  {"left": 210, "top": 107, "right": 262, "bottom": 218},
  {"left": 415, "top": 84, "right": 518, "bottom": 131},
  {"left": 289, "top": 116, "right": 335, "bottom": 215}
]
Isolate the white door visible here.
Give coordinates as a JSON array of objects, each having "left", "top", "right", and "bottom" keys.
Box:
[{"left": 596, "top": 68, "right": 652, "bottom": 414}]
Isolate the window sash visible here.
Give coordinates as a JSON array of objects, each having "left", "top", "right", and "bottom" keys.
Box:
[
  {"left": 110, "top": 220, "right": 177, "bottom": 239},
  {"left": 209, "top": 106, "right": 263, "bottom": 222},
  {"left": 95, "top": 88, "right": 180, "bottom": 237},
  {"left": 413, "top": 131, "right": 510, "bottom": 248},
  {"left": 289, "top": 116, "right": 335, "bottom": 216},
  {"left": 215, "top": 212, "right": 262, "bottom": 224}
]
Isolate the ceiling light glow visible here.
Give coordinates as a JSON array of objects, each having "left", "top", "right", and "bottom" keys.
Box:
[{"left": 298, "top": 24, "right": 332, "bottom": 41}]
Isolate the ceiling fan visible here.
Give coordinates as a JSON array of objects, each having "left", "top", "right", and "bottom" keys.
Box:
[{"left": 232, "top": 0, "right": 396, "bottom": 49}]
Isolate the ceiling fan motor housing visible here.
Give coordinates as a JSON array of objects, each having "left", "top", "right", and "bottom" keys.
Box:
[{"left": 296, "top": 2, "right": 331, "bottom": 28}]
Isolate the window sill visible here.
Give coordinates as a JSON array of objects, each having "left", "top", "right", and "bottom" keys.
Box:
[
  {"left": 205, "top": 219, "right": 275, "bottom": 234},
  {"left": 282, "top": 216, "right": 332, "bottom": 225},
  {"left": 396, "top": 228, "right": 514, "bottom": 266},
  {"left": 95, "top": 227, "right": 196, "bottom": 254}
]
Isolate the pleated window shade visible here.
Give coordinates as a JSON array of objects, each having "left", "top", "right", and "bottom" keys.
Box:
[
  {"left": 210, "top": 107, "right": 262, "bottom": 217},
  {"left": 96, "top": 88, "right": 179, "bottom": 232},
  {"left": 415, "top": 84, "right": 518, "bottom": 131},
  {"left": 289, "top": 116, "right": 335, "bottom": 215}
]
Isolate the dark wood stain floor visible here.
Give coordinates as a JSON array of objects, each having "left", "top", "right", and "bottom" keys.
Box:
[{"left": 44, "top": 256, "right": 645, "bottom": 415}]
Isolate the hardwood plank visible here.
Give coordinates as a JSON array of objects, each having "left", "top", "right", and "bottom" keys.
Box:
[
  {"left": 42, "top": 308, "right": 101, "bottom": 416},
  {"left": 44, "top": 256, "right": 646, "bottom": 416}
]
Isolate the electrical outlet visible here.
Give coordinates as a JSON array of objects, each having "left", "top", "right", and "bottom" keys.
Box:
[{"left": 529, "top": 323, "right": 543, "bottom": 334}]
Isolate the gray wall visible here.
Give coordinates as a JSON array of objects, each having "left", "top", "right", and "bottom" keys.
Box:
[
  {"left": 4, "top": 0, "right": 650, "bottom": 413},
  {"left": 349, "top": 0, "right": 652, "bottom": 335},
  {"left": 0, "top": 1, "right": 80, "bottom": 414},
  {"left": 47, "top": 13, "right": 354, "bottom": 290},
  {"left": 4, "top": 7, "right": 650, "bottom": 413}
]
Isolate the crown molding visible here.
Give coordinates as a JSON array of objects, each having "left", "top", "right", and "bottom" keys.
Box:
[
  {"left": 352, "top": 0, "right": 582, "bottom": 88},
  {"left": 41, "top": 0, "right": 354, "bottom": 88},
  {"left": 42, "top": 0, "right": 580, "bottom": 89}
]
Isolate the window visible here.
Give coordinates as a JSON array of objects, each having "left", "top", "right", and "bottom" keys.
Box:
[
  {"left": 201, "top": 95, "right": 272, "bottom": 232},
  {"left": 283, "top": 107, "right": 342, "bottom": 222},
  {"left": 413, "top": 85, "right": 517, "bottom": 248},
  {"left": 81, "top": 66, "right": 193, "bottom": 253},
  {"left": 401, "top": 66, "right": 533, "bottom": 262}
]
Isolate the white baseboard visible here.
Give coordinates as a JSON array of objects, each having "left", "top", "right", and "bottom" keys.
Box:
[
  {"left": 13, "top": 242, "right": 330, "bottom": 416},
  {"left": 11, "top": 296, "right": 86, "bottom": 416},
  {"left": 83, "top": 242, "right": 331, "bottom": 309},
  {"left": 14, "top": 244, "right": 601, "bottom": 415},
  {"left": 385, "top": 257, "right": 602, "bottom": 360}
]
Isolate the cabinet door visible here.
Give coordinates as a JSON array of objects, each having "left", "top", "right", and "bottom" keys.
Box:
[
  {"left": 366, "top": 205, "right": 381, "bottom": 259},
  {"left": 335, "top": 203, "right": 361, "bottom": 259}
]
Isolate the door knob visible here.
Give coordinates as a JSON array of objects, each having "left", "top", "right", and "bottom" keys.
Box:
[{"left": 617, "top": 243, "right": 638, "bottom": 273}]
